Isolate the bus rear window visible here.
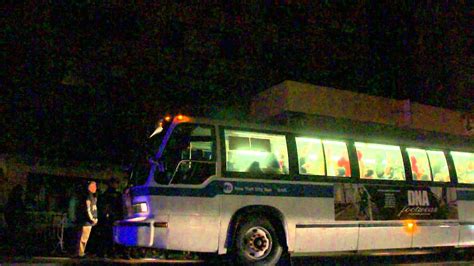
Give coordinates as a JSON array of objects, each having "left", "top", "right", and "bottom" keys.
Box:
[
  {"left": 225, "top": 130, "right": 289, "bottom": 175},
  {"left": 355, "top": 142, "right": 405, "bottom": 181},
  {"left": 451, "top": 151, "right": 474, "bottom": 184}
]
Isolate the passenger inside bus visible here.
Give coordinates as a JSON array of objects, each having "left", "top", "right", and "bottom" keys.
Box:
[
  {"left": 375, "top": 154, "right": 385, "bottom": 178},
  {"left": 410, "top": 156, "right": 430, "bottom": 181},
  {"left": 431, "top": 161, "right": 449, "bottom": 182},
  {"left": 356, "top": 142, "right": 406, "bottom": 181},
  {"left": 298, "top": 145, "right": 322, "bottom": 175},
  {"left": 278, "top": 150, "right": 288, "bottom": 174},
  {"left": 247, "top": 161, "right": 263, "bottom": 174},
  {"left": 265, "top": 154, "right": 283, "bottom": 174},
  {"left": 357, "top": 151, "right": 367, "bottom": 178},
  {"left": 337, "top": 156, "right": 351, "bottom": 176},
  {"left": 433, "top": 172, "right": 449, "bottom": 182},
  {"left": 364, "top": 169, "right": 374, "bottom": 178}
]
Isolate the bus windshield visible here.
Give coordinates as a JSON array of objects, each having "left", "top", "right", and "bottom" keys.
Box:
[
  {"left": 129, "top": 119, "right": 172, "bottom": 186},
  {"left": 158, "top": 123, "right": 215, "bottom": 185},
  {"left": 130, "top": 121, "right": 215, "bottom": 186}
]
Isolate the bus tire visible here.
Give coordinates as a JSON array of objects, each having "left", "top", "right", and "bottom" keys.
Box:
[{"left": 234, "top": 215, "right": 283, "bottom": 265}]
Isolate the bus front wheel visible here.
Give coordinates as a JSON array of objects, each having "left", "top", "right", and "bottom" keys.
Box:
[{"left": 234, "top": 216, "right": 283, "bottom": 265}]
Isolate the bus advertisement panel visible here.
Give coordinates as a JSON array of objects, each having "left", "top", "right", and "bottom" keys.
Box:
[{"left": 335, "top": 184, "right": 458, "bottom": 220}]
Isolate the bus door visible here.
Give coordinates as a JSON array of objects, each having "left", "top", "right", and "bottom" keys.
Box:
[{"left": 160, "top": 123, "right": 220, "bottom": 252}]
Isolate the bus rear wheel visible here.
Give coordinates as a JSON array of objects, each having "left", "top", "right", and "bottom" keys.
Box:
[{"left": 234, "top": 216, "right": 283, "bottom": 265}]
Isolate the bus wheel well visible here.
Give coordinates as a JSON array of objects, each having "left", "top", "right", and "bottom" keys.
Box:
[{"left": 227, "top": 205, "right": 288, "bottom": 250}]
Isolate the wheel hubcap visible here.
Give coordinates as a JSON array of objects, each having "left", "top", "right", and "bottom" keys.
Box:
[{"left": 243, "top": 226, "right": 272, "bottom": 260}]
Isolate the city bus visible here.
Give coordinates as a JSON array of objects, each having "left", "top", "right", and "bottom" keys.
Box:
[{"left": 114, "top": 114, "right": 474, "bottom": 265}]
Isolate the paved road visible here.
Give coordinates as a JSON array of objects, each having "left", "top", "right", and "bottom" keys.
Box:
[
  {"left": 0, "top": 256, "right": 472, "bottom": 265},
  {"left": 1, "top": 250, "right": 472, "bottom": 265}
]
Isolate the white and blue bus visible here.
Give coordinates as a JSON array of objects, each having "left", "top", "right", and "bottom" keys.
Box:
[{"left": 114, "top": 114, "right": 474, "bottom": 265}]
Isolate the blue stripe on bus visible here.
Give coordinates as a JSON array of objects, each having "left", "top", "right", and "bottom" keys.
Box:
[
  {"left": 131, "top": 180, "right": 334, "bottom": 198},
  {"left": 297, "top": 223, "right": 404, "bottom": 228},
  {"left": 457, "top": 190, "right": 474, "bottom": 201}
]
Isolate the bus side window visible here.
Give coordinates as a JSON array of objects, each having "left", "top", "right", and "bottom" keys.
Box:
[
  {"left": 407, "top": 148, "right": 432, "bottom": 181},
  {"left": 225, "top": 130, "right": 289, "bottom": 177},
  {"left": 355, "top": 142, "right": 405, "bottom": 181},
  {"left": 451, "top": 151, "right": 474, "bottom": 184},
  {"left": 427, "top": 150, "right": 450, "bottom": 183},
  {"left": 295, "top": 137, "right": 324, "bottom": 177},
  {"left": 322, "top": 140, "right": 351, "bottom": 177}
]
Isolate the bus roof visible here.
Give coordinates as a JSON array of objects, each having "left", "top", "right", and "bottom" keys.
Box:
[{"left": 179, "top": 115, "right": 473, "bottom": 152}]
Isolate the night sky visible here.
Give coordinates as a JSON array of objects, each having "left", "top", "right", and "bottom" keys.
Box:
[{"left": 3, "top": 2, "right": 473, "bottom": 165}]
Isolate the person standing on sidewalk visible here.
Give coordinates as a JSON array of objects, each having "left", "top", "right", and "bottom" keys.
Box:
[
  {"left": 75, "top": 181, "right": 98, "bottom": 258},
  {"left": 97, "top": 177, "right": 122, "bottom": 257}
]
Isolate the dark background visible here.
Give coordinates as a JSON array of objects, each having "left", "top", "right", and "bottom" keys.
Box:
[{"left": 2, "top": 2, "right": 472, "bottom": 165}]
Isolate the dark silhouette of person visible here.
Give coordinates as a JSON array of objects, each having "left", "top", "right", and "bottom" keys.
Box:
[
  {"left": 98, "top": 177, "right": 123, "bottom": 257},
  {"left": 248, "top": 161, "right": 263, "bottom": 174},
  {"left": 299, "top": 156, "right": 307, "bottom": 174},
  {"left": 365, "top": 169, "right": 374, "bottom": 178},
  {"left": 265, "top": 154, "right": 282, "bottom": 174}
]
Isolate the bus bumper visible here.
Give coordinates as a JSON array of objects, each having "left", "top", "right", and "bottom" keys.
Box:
[{"left": 113, "top": 219, "right": 168, "bottom": 248}]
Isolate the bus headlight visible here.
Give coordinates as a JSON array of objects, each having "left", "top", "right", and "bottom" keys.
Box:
[{"left": 132, "top": 202, "right": 148, "bottom": 214}]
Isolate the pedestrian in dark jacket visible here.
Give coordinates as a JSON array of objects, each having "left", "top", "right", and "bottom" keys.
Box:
[
  {"left": 98, "top": 177, "right": 122, "bottom": 257},
  {"left": 75, "top": 181, "right": 98, "bottom": 258}
]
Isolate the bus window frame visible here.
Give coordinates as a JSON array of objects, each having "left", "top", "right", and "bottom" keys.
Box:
[
  {"left": 405, "top": 147, "right": 433, "bottom": 182},
  {"left": 217, "top": 124, "right": 474, "bottom": 188},
  {"left": 220, "top": 126, "right": 291, "bottom": 180},
  {"left": 291, "top": 133, "right": 326, "bottom": 182},
  {"left": 321, "top": 139, "right": 353, "bottom": 179},
  {"left": 285, "top": 133, "right": 299, "bottom": 181},
  {"left": 291, "top": 134, "right": 358, "bottom": 183},
  {"left": 445, "top": 150, "right": 460, "bottom": 185},
  {"left": 403, "top": 148, "right": 458, "bottom": 187},
  {"left": 449, "top": 150, "right": 474, "bottom": 186},
  {"left": 347, "top": 140, "right": 360, "bottom": 181},
  {"left": 427, "top": 150, "right": 453, "bottom": 184},
  {"left": 354, "top": 142, "right": 408, "bottom": 186},
  {"left": 401, "top": 146, "right": 413, "bottom": 183}
]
